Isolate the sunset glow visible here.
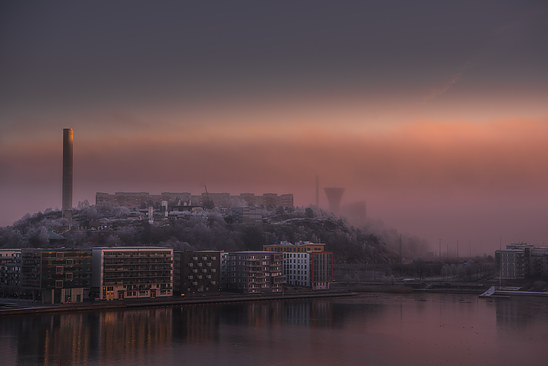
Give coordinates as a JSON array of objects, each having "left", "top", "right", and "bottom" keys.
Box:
[{"left": 1, "top": 1, "right": 547, "bottom": 253}]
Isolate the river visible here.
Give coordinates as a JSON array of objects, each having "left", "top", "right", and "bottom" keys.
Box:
[{"left": 1, "top": 293, "right": 547, "bottom": 365}]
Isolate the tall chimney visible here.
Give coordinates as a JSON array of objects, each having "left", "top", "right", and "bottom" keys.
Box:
[
  {"left": 315, "top": 175, "right": 319, "bottom": 207},
  {"left": 62, "top": 128, "right": 73, "bottom": 223}
]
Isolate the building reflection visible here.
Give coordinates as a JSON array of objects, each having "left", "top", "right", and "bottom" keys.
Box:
[
  {"left": 9, "top": 312, "right": 95, "bottom": 365},
  {"left": 1, "top": 297, "right": 386, "bottom": 365},
  {"left": 218, "top": 299, "right": 346, "bottom": 328},
  {"left": 97, "top": 309, "right": 172, "bottom": 364},
  {"left": 5, "top": 308, "right": 172, "bottom": 365},
  {"left": 495, "top": 298, "right": 548, "bottom": 330},
  {"left": 172, "top": 304, "right": 220, "bottom": 343}
]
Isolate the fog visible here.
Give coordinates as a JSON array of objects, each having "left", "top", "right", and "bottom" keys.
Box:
[
  {"left": 1, "top": 116, "right": 548, "bottom": 254},
  {"left": 1, "top": 1, "right": 547, "bottom": 254}
]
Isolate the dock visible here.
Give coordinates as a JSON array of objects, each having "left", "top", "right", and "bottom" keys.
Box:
[{"left": 480, "top": 286, "right": 548, "bottom": 298}]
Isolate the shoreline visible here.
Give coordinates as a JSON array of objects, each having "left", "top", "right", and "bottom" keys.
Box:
[
  {"left": 0, "top": 290, "right": 356, "bottom": 316},
  {"left": 4, "top": 284, "right": 546, "bottom": 317}
]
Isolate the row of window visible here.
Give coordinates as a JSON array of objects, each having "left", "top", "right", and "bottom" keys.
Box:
[{"left": 190, "top": 256, "right": 217, "bottom": 261}]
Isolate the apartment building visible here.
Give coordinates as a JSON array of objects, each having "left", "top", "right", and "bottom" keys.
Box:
[
  {"left": 174, "top": 250, "right": 220, "bottom": 295},
  {"left": 263, "top": 241, "right": 325, "bottom": 253},
  {"left": 264, "top": 242, "right": 333, "bottom": 289},
  {"left": 283, "top": 252, "right": 310, "bottom": 287},
  {"left": 21, "top": 248, "right": 92, "bottom": 304},
  {"left": 0, "top": 249, "right": 21, "bottom": 297},
  {"left": 92, "top": 247, "right": 173, "bottom": 300},
  {"left": 530, "top": 247, "right": 548, "bottom": 278},
  {"left": 310, "top": 251, "right": 333, "bottom": 290},
  {"left": 225, "top": 251, "right": 284, "bottom": 294}
]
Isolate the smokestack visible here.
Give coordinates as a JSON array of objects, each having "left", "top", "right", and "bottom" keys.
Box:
[
  {"left": 323, "top": 187, "right": 345, "bottom": 215},
  {"left": 62, "top": 128, "right": 73, "bottom": 223},
  {"left": 315, "top": 176, "right": 319, "bottom": 207}
]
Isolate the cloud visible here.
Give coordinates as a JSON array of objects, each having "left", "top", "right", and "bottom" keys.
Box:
[
  {"left": 424, "top": 72, "right": 463, "bottom": 102},
  {"left": 5, "top": 115, "right": 548, "bottom": 201}
]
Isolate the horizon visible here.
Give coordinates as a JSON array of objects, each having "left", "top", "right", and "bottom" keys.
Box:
[{"left": 1, "top": 1, "right": 548, "bottom": 255}]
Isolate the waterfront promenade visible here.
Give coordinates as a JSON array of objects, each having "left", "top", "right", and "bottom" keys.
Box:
[{"left": 0, "top": 290, "right": 356, "bottom": 316}]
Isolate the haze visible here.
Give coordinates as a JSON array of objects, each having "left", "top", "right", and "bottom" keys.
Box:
[{"left": 1, "top": 1, "right": 547, "bottom": 254}]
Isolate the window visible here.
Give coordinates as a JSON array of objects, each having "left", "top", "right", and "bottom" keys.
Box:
[
  {"left": 55, "top": 280, "right": 63, "bottom": 288},
  {"left": 56, "top": 266, "right": 64, "bottom": 274},
  {"left": 65, "top": 273, "right": 73, "bottom": 280}
]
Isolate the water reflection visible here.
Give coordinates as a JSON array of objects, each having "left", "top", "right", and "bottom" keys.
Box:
[
  {"left": 0, "top": 294, "right": 547, "bottom": 365},
  {"left": 97, "top": 309, "right": 172, "bottom": 364},
  {"left": 172, "top": 304, "right": 219, "bottom": 343},
  {"left": 494, "top": 297, "right": 548, "bottom": 329}
]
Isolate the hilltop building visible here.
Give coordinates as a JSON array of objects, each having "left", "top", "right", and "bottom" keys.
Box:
[
  {"left": 230, "top": 206, "right": 263, "bottom": 223},
  {"left": 96, "top": 191, "right": 294, "bottom": 210}
]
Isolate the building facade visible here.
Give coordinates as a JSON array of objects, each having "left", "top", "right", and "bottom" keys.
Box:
[
  {"left": 495, "top": 247, "right": 530, "bottom": 280},
  {"left": 92, "top": 247, "right": 173, "bottom": 300},
  {"left": 20, "top": 248, "right": 92, "bottom": 304},
  {"left": 220, "top": 251, "right": 229, "bottom": 289},
  {"left": 283, "top": 252, "right": 310, "bottom": 287},
  {"left": 174, "top": 251, "right": 220, "bottom": 295},
  {"left": 264, "top": 242, "right": 333, "bottom": 289},
  {"left": 263, "top": 241, "right": 325, "bottom": 253},
  {"left": 530, "top": 247, "right": 548, "bottom": 278},
  {"left": 0, "top": 249, "right": 21, "bottom": 297},
  {"left": 495, "top": 243, "right": 548, "bottom": 280},
  {"left": 225, "top": 251, "right": 284, "bottom": 294},
  {"left": 96, "top": 191, "right": 294, "bottom": 210},
  {"left": 310, "top": 251, "right": 334, "bottom": 290}
]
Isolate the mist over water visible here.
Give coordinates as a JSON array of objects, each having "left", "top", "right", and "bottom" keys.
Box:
[{"left": 1, "top": 294, "right": 547, "bottom": 366}]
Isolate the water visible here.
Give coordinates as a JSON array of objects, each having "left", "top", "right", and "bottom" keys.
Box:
[{"left": 1, "top": 293, "right": 547, "bottom": 365}]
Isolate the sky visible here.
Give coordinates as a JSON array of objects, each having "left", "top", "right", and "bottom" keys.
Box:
[{"left": 1, "top": 1, "right": 548, "bottom": 254}]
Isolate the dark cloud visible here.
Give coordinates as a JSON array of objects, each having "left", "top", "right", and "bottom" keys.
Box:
[{"left": 1, "top": 1, "right": 546, "bottom": 113}]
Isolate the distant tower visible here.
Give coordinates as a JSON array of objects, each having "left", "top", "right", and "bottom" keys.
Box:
[
  {"left": 62, "top": 128, "right": 73, "bottom": 223},
  {"left": 323, "top": 187, "right": 345, "bottom": 215},
  {"left": 315, "top": 176, "right": 320, "bottom": 207}
]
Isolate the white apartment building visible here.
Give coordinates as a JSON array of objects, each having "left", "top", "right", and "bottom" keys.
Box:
[{"left": 283, "top": 252, "right": 310, "bottom": 287}]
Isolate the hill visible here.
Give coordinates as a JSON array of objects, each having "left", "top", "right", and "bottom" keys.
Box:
[{"left": 0, "top": 206, "right": 429, "bottom": 264}]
